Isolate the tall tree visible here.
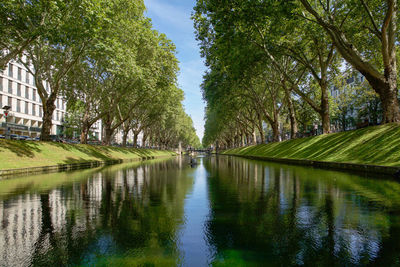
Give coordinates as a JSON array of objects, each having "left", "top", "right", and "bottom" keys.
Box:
[
  {"left": 20, "top": 0, "right": 111, "bottom": 140},
  {"left": 298, "top": 0, "right": 400, "bottom": 122}
]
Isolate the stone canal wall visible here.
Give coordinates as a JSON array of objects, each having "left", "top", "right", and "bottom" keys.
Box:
[
  {"left": 0, "top": 155, "right": 175, "bottom": 177},
  {"left": 222, "top": 153, "right": 400, "bottom": 176}
]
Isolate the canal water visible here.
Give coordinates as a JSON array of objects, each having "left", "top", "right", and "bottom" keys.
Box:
[{"left": 1, "top": 156, "right": 400, "bottom": 266}]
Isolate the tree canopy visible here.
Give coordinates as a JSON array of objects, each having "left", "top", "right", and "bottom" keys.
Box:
[
  {"left": 193, "top": 0, "right": 399, "bottom": 148},
  {"left": 2, "top": 0, "right": 200, "bottom": 148}
]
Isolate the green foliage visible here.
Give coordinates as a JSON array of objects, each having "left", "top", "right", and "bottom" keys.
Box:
[
  {"left": 2, "top": 0, "right": 199, "bottom": 147},
  {"left": 194, "top": 0, "right": 400, "bottom": 147}
]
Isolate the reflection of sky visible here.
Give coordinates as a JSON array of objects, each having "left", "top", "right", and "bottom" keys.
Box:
[
  {"left": 144, "top": 0, "right": 206, "bottom": 140},
  {"left": 179, "top": 158, "right": 212, "bottom": 266}
]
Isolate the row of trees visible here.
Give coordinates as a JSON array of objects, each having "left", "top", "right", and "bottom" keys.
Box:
[
  {"left": 1, "top": 0, "right": 200, "bottom": 148},
  {"left": 193, "top": 0, "right": 399, "bottom": 148}
]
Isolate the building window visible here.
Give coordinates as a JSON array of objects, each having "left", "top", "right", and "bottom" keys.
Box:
[
  {"left": 25, "top": 86, "right": 29, "bottom": 99},
  {"left": 25, "top": 101, "right": 29, "bottom": 114},
  {"left": 0, "top": 77, "right": 2, "bottom": 91},
  {"left": 32, "top": 89, "right": 36, "bottom": 101},
  {"left": 57, "top": 98, "right": 59, "bottom": 109},
  {"left": 33, "top": 78, "right": 36, "bottom": 87},
  {"left": 17, "top": 99, "right": 21, "bottom": 112},
  {"left": 0, "top": 94, "right": 2, "bottom": 108},
  {"left": 17, "top": 67, "right": 21, "bottom": 80},
  {"left": 17, "top": 83, "right": 21, "bottom": 96},
  {"left": 8, "top": 63, "right": 13, "bottom": 77},
  {"left": 32, "top": 104, "right": 36, "bottom": 116},
  {"left": 25, "top": 72, "right": 29, "bottom": 84},
  {"left": 56, "top": 111, "right": 59, "bottom": 121},
  {"left": 39, "top": 106, "right": 42, "bottom": 117},
  {"left": 8, "top": 96, "right": 12, "bottom": 106},
  {"left": 8, "top": 80, "right": 12, "bottom": 94}
]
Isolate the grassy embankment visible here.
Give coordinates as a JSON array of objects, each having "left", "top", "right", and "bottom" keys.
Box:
[
  {"left": 0, "top": 140, "right": 176, "bottom": 170},
  {"left": 223, "top": 123, "right": 400, "bottom": 167}
]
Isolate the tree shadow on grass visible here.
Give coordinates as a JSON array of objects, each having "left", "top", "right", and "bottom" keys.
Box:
[
  {"left": 227, "top": 124, "right": 400, "bottom": 166},
  {"left": 61, "top": 157, "right": 93, "bottom": 164},
  {"left": 0, "top": 139, "right": 171, "bottom": 165},
  {"left": 47, "top": 143, "right": 115, "bottom": 161},
  {"left": 0, "top": 140, "right": 41, "bottom": 158},
  {"left": 47, "top": 142, "right": 162, "bottom": 162}
]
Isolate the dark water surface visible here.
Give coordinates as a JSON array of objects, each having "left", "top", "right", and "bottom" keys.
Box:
[{"left": 1, "top": 156, "right": 400, "bottom": 266}]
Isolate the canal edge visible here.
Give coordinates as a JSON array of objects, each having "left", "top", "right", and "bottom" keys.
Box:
[
  {"left": 221, "top": 153, "right": 400, "bottom": 177},
  {"left": 0, "top": 154, "right": 177, "bottom": 178}
]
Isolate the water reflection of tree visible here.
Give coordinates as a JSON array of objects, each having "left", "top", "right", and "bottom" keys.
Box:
[
  {"left": 0, "top": 158, "right": 194, "bottom": 266},
  {"left": 204, "top": 156, "right": 400, "bottom": 266}
]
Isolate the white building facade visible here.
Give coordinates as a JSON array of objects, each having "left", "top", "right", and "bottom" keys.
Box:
[{"left": 0, "top": 60, "right": 102, "bottom": 139}]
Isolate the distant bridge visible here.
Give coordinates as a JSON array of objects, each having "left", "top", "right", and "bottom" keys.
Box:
[{"left": 186, "top": 148, "right": 212, "bottom": 154}]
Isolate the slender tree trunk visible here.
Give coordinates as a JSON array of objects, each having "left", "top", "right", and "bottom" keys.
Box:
[
  {"left": 122, "top": 131, "right": 129, "bottom": 147},
  {"left": 320, "top": 80, "right": 331, "bottom": 134},
  {"left": 80, "top": 109, "right": 91, "bottom": 144},
  {"left": 40, "top": 95, "right": 57, "bottom": 141},
  {"left": 142, "top": 133, "right": 147, "bottom": 147},
  {"left": 271, "top": 120, "right": 279, "bottom": 142},
  {"left": 257, "top": 116, "right": 264, "bottom": 144},
  {"left": 121, "top": 122, "right": 130, "bottom": 147},
  {"left": 252, "top": 130, "right": 257, "bottom": 145},
  {"left": 341, "top": 112, "right": 346, "bottom": 131},
  {"left": 285, "top": 88, "right": 298, "bottom": 138},
  {"left": 103, "top": 121, "right": 114, "bottom": 146},
  {"left": 380, "top": 75, "right": 400, "bottom": 122},
  {"left": 80, "top": 124, "right": 89, "bottom": 144},
  {"left": 133, "top": 132, "right": 138, "bottom": 148}
]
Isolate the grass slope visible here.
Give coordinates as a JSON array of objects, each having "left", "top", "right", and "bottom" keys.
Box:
[
  {"left": 223, "top": 123, "right": 400, "bottom": 167},
  {"left": 0, "top": 140, "right": 176, "bottom": 170}
]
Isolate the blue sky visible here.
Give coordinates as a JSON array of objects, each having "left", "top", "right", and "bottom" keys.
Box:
[{"left": 144, "top": 0, "right": 206, "bottom": 140}]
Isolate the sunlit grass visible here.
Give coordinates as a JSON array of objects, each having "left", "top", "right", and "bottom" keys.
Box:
[
  {"left": 0, "top": 140, "right": 176, "bottom": 170},
  {"left": 223, "top": 123, "right": 400, "bottom": 166}
]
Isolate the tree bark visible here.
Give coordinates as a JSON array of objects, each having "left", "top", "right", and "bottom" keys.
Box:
[
  {"left": 257, "top": 114, "right": 264, "bottom": 144},
  {"left": 380, "top": 75, "right": 400, "bottom": 122},
  {"left": 80, "top": 109, "right": 92, "bottom": 144},
  {"left": 284, "top": 86, "right": 298, "bottom": 138},
  {"left": 133, "top": 132, "right": 139, "bottom": 148},
  {"left": 40, "top": 95, "right": 57, "bottom": 141},
  {"left": 103, "top": 121, "right": 114, "bottom": 146},
  {"left": 121, "top": 122, "right": 131, "bottom": 147},
  {"left": 142, "top": 133, "right": 148, "bottom": 147},
  {"left": 80, "top": 125, "right": 89, "bottom": 144},
  {"left": 122, "top": 131, "right": 129, "bottom": 147},
  {"left": 320, "top": 80, "right": 331, "bottom": 134},
  {"left": 271, "top": 118, "right": 280, "bottom": 142}
]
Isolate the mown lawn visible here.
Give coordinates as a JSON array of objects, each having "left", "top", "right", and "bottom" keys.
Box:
[
  {"left": 0, "top": 140, "right": 176, "bottom": 169},
  {"left": 223, "top": 123, "right": 400, "bottom": 166}
]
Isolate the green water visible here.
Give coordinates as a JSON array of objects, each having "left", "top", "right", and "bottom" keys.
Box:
[{"left": 0, "top": 156, "right": 400, "bottom": 266}]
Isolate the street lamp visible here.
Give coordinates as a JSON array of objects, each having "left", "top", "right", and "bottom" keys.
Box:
[{"left": 3, "top": 105, "right": 11, "bottom": 139}]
